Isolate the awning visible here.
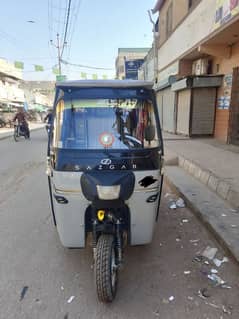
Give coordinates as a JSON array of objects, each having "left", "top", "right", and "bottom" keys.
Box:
[
  {"left": 154, "top": 75, "right": 177, "bottom": 91},
  {"left": 171, "top": 76, "right": 223, "bottom": 91}
]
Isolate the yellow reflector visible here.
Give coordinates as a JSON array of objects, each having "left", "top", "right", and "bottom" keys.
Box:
[{"left": 97, "top": 210, "right": 105, "bottom": 221}]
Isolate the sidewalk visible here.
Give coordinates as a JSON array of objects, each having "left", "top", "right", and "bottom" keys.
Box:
[
  {"left": 0, "top": 122, "right": 45, "bottom": 140},
  {"left": 164, "top": 132, "right": 239, "bottom": 208},
  {"left": 163, "top": 132, "right": 239, "bottom": 264}
]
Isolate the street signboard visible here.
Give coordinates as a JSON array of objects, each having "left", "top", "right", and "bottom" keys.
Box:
[{"left": 125, "top": 59, "right": 144, "bottom": 80}]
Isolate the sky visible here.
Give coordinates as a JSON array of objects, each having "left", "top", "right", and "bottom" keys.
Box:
[{"left": 0, "top": 0, "right": 157, "bottom": 81}]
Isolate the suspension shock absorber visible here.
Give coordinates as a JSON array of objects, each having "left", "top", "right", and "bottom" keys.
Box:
[
  {"left": 92, "top": 219, "right": 98, "bottom": 261},
  {"left": 116, "top": 219, "right": 123, "bottom": 266}
]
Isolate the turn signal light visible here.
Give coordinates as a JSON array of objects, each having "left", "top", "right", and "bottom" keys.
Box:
[{"left": 97, "top": 210, "right": 105, "bottom": 221}]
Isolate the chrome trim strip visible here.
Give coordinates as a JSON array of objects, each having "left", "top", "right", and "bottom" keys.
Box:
[
  {"left": 134, "top": 187, "right": 159, "bottom": 193},
  {"left": 54, "top": 185, "right": 82, "bottom": 194},
  {"left": 54, "top": 186, "right": 159, "bottom": 194}
]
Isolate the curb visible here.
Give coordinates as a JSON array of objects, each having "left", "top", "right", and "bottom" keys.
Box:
[
  {"left": 168, "top": 150, "right": 239, "bottom": 208},
  {"left": 164, "top": 173, "right": 239, "bottom": 265},
  {"left": 0, "top": 126, "right": 44, "bottom": 141}
]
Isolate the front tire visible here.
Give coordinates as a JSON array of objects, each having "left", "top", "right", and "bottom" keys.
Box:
[
  {"left": 13, "top": 127, "right": 19, "bottom": 142},
  {"left": 95, "top": 234, "right": 118, "bottom": 303}
]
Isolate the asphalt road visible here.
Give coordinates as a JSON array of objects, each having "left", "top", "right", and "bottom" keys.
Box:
[{"left": 0, "top": 129, "right": 239, "bottom": 319}]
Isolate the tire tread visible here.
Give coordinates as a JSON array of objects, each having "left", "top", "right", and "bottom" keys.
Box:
[{"left": 95, "top": 234, "right": 117, "bottom": 302}]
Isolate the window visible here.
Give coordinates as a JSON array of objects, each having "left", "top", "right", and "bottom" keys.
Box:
[
  {"left": 53, "top": 97, "right": 159, "bottom": 150},
  {"left": 166, "top": 3, "right": 173, "bottom": 38}
]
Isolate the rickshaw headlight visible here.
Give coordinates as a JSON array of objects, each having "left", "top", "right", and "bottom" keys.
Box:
[{"left": 96, "top": 185, "right": 121, "bottom": 200}]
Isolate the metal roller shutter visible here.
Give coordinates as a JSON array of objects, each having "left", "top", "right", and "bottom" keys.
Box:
[
  {"left": 191, "top": 88, "right": 216, "bottom": 135},
  {"left": 162, "top": 87, "right": 175, "bottom": 133},
  {"left": 177, "top": 89, "right": 191, "bottom": 135}
]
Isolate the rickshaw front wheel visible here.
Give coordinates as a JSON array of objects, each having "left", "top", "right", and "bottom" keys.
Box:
[{"left": 95, "top": 234, "right": 118, "bottom": 303}]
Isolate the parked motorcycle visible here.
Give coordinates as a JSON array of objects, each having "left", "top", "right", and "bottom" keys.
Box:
[{"left": 0, "top": 117, "right": 7, "bottom": 128}]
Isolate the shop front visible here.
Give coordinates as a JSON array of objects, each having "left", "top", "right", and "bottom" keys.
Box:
[
  {"left": 212, "top": 42, "right": 239, "bottom": 144},
  {"left": 156, "top": 84, "right": 176, "bottom": 133},
  {"left": 172, "top": 75, "right": 223, "bottom": 136},
  {"left": 155, "top": 62, "right": 178, "bottom": 134}
]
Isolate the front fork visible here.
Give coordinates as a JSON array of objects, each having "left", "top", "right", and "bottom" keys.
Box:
[{"left": 92, "top": 216, "right": 123, "bottom": 269}]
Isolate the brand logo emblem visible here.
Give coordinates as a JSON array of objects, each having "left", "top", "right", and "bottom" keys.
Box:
[{"left": 100, "top": 158, "right": 112, "bottom": 165}]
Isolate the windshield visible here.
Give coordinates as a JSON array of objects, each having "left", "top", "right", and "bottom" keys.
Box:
[{"left": 53, "top": 95, "right": 159, "bottom": 150}]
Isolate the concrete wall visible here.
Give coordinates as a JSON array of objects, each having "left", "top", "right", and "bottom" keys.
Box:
[
  {"left": 139, "top": 48, "right": 155, "bottom": 81},
  {"left": 145, "top": 59, "right": 154, "bottom": 81},
  {"left": 157, "top": 0, "right": 216, "bottom": 72},
  {"left": 21, "top": 81, "right": 55, "bottom": 108},
  {"left": 0, "top": 59, "right": 24, "bottom": 106},
  {"left": 213, "top": 41, "right": 239, "bottom": 142},
  {"left": 34, "top": 92, "right": 51, "bottom": 106},
  {"left": 138, "top": 67, "right": 145, "bottom": 80},
  {"left": 172, "top": 0, "right": 188, "bottom": 29},
  {"left": 0, "top": 80, "right": 24, "bottom": 104},
  {"left": 179, "top": 60, "right": 193, "bottom": 77},
  {"left": 0, "top": 59, "right": 22, "bottom": 80},
  {"left": 159, "top": 0, "right": 188, "bottom": 45},
  {"left": 159, "top": 0, "right": 173, "bottom": 44},
  {"left": 156, "top": 61, "right": 179, "bottom": 89}
]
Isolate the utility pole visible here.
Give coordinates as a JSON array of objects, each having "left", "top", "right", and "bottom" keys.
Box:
[
  {"left": 50, "top": 33, "right": 63, "bottom": 75},
  {"left": 57, "top": 33, "right": 62, "bottom": 75},
  {"left": 148, "top": 10, "right": 158, "bottom": 83}
]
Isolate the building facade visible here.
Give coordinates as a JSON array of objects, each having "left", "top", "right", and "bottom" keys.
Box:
[
  {"left": 152, "top": 0, "right": 239, "bottom": 145},
  {"left": 138, "top": 47, "right": 155, "bottom": 81},
  {"left": 0, "top": 58, "right": 24, "bottom": 110},
  {"left": 20, "top": 81, "right": 55, "bottom": 111},
  {"left": 115, "top": 48, "right": 150, "bottom": 80}
]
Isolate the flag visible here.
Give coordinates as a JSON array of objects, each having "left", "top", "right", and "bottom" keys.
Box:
[
  {"left": 81, "top": 72, "right": 87, "bottom": 79},
  {"left": 14, "top": 61, "right": 24, "bottom": 69},
  {"left": 56, "top": 75, "right": 67, "bottom": 82},
  {"left": 52, "top": 67, "right": 60, "bottom": 75},
  {"left": 92, "top": 74, "right": 98, "bottom": 80},
  {"left": 34, "top": 65, "right": 44, "bottom": 72}
]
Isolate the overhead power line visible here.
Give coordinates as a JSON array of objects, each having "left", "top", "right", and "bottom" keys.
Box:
[
  {"left": 65, "top": 0, "right": 82, "bottom": 61},
  {"left": 23, "top": 67, "right": 53, "bottom": 73},
  {"left": 61, "top": 0, "right": 72, "bottom": 58},
  {"left": 61, "top": 59, "right": 114, "bottom": 70}
]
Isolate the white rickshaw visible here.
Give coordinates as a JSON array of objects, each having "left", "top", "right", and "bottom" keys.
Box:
[{"left": 47, "top": 80, "right": 164, "bottom": 302}]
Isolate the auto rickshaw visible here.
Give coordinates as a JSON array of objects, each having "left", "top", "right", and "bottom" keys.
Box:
[{"left": 47, "top": 80, "right": 164, "bottom": 302}]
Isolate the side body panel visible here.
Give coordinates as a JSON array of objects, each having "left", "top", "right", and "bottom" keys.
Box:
[
  {"left": 127, "top": 170, "right": 162, "bottom": 245},
  {"left": 51, "top": 171, "right": 87, "bottom": 248}
]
